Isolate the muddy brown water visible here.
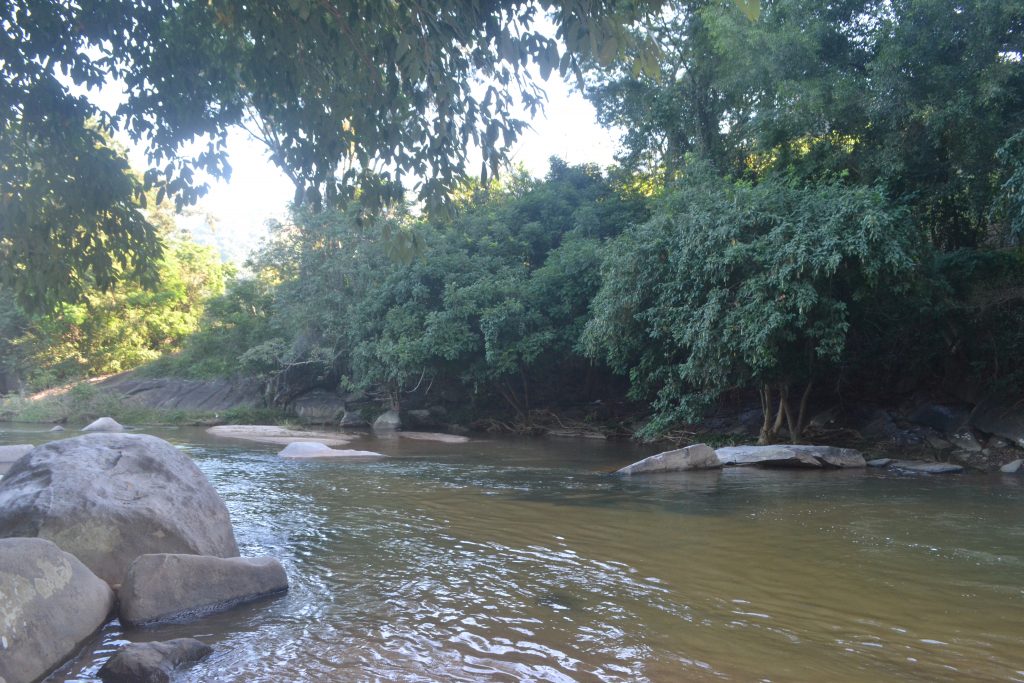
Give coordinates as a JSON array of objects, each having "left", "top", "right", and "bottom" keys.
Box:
[{"left": 1, "top": 425, "right": 1022, "bottom": 682}]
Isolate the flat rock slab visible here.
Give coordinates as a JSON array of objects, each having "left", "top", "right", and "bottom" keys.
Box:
[
  {"left": 0, "top": 538, "right": 114, "bottom": 683},
  {"left": 867, "top": 458, "right": 893, "bottom": 467},
  {"left": 716, "top": 445, "right": 865, "bottom": 469},
  {"left": 0, "top": 433, "right": 239, "bottom": 586},
  {"left": 206, "top": 425, "right": 353, "bottom": 447},
  {"left": 82, "top": 417, "right": 125, "bottom": 432},
  {"left": 398, "top": 431, "right": 471, "bottom": 444},
  {"left": 889, "top": 460, "right": 964, "bottom": 474},
  {"left": 98, "top": 638, "right": 212, "bottom": 683},
  {"left": 616, "top": 444, "right": 721, "bottom": 475},
  {"left": 119, "top": 553, "right": 288, "bottom": 625},
  {"left": 278, "top": 441, "right": 384, "bottom": 458}
]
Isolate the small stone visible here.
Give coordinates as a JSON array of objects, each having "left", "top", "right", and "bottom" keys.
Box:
[
  {"left": 98, "top": 638, "right": 212, "bottom": 683},
  {"left": 988, "top": 436, "right": 1011, "bottom": 449},
  {"left": 1000, "top": 459, "right": 1023, "bottom": 474},
  {"left": 49, "top": 425, "right": 65, "bottom": 432},
  {"left": 866, "top": 458, "right": 892, "bottom": 467}
]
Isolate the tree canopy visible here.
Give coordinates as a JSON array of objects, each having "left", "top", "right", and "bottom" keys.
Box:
[{"left": 1, "top": 0, "right": 677, "bottom": 309}]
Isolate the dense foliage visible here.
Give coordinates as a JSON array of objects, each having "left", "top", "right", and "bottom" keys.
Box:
[
  {"left": 4, "top": 0, "right": 1023, "bottom": 440},
  {"left": 0, "top": 228, "right": 227, "bottom": 392}
]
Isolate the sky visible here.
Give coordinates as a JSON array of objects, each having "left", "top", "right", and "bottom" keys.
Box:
[{"left": 80, "top": 67, "right": 621, "bottom": 261}]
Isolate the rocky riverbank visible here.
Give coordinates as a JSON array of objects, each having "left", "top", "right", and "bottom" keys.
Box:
[{"left": 0, "top": 433, "right": 289, "bottom": 683}]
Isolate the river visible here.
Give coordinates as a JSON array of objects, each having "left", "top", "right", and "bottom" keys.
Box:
[{"left": 2, "top": 425, "right": 1022, "bottom": 682}]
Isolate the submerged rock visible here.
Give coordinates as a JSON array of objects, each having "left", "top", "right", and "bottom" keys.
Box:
[
  {"left": 888, "top": 460, "right": 964, "bottom": 474},
  {"left": 0, "top": 538, "right": 114, "bottom": 683},
  {"left": 82, "top": 416, "right": 124, "bottom": 432},
  {"left": 206, "top": 424, "right": 353, "bottom": 447},
  {"left": 277, "top": 441, "right": 383, "bottom": 458},
  {"left": 118, "top": 553, "right": 288, "bottom": 625},
  {"left": 398, "top": 431, "right": 471, "bottom": 444},
  {"left": 98, "top": 638, "right": 212, "bottom": 683},
  {"left": 0, "top": 433, "right": 239, "bottom": 586},
  {"left": 615, "top": 444, "right": 721, "bottom": 475},
  {"left": 866, "top": 458, "right": 893, "bottom": 468},
  {"left": 48, "top": 425, "right": 65, "bottom": 432}
]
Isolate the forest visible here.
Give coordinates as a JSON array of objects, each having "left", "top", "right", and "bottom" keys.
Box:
[{"left": 2, "top": 0, "right": 1023, "bottom": 442}]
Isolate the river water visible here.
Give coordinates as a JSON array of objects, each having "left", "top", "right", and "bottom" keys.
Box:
[{"left": 2, "top": 425, "right": 1022, "bottom": 682}]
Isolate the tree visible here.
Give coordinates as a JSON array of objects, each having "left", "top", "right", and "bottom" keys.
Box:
[
  {"left": 582, "top": 162, "right": 917, "bottom": 442},
  {"left": 1, "top": 0, "right": 668, "bottom": 307}
]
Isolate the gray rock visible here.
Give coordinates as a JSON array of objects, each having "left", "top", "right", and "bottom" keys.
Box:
[
  {"left": 988, "top": 436, "right": 1011, "bottom": 449},
  {"left": 615, "top": 444, "right": 721, "bottom": 475},
  {"left": 98, "top": 638, "right": 212, "bottom": 683},
  {"left": 0, "top": 538, "right": 114, "bottom": 683},
  {"left": 785, "top": 445, "right": 866, "bottom": 468},
  {"left": 0, "top": 444, "right": 33, "bottom": 464},
  {"left": 970, "top": 395, "right": 1024, "bottom": 447},
  {"left": 921, "top": 430, "right": 953, "bottom": 450},
  {"left": 949, "top": 430, "right": 983, "bottom": 452},
  {"left": 373, "top": 409, "right": 401, "bottom": 431},
  {"left": 96, "top": 374, "right": 263, "bottom": 412},
  {"left": 82, "top": 416, "right": 124, "bottom": 432},
  {"left": 714, "top": 444, "right": 866, "bottom": 468},
  {"left": 48, "top": 425, "right": 65, "bottom": 432},
  {"left": 0, "top": 433, "right": 239, "bottom": 586},
  {"left": 292, "top": 390, "right": 346, "bottom": 425},
  {"left": 949, "top": 449, "right": 994, "bottom": 472},
  {"left": 907, "top": 404, "right": 969, "bottom": 435},
  {"left": 1000, "top": 459, "right": 1023, "bottom": 474},
  {"left": 339, "top": 409, "right": 368, "bottom": 428},
  {"left": 118, "top": 554, "right": 288, "bottom": 625},
  {"left": 716, "top": 445, "right": 822, "bottom": 468},
  {"left": 866, "top": 458, "right": 893, "bottom": 467},
  {"left": 888, "top": 460, "right": 964, "bottom": 474}
]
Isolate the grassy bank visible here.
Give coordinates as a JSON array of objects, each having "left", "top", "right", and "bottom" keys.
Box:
[{"left": 0, "top": 382, "right": 288, "bottom": 427}]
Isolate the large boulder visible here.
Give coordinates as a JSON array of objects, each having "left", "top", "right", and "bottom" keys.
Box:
[
  {"left": 0, "top": 433, "right": 239, "bottom": 586},
  {"left": 118, "top": 553, "right": 288, "bottom": 625},
  {"left": 291, "top": 390, "right": 347, "bottom": 425},
  {"left": 373, "top": 409, "right": 401, "bottom": 431},
  {"left": 615, "top": 444, "right": 721, "bottom": 475},
  {"left": 96, "top": 374, "right": 263, "bottom": 412},
  {"left": 98, "top": 638, "right": 212, "bottom": 683},
  {"left": 907, "top": 403, "right": 970, "bottom": 435},
  {"left": 0, "top": 538, "right": 114, "bottom": 683},
  {"left": 970, "top": 395, "right": 1024, "bottom": 447},
  {"left": 716, "top": 445, "right": 821, "bottom": 468},
  {"left": 82, "top": 417, "right": 124, "bottom": 432},
  {"left": 716, "top": 444, "right": 866, "bottom": 468}
]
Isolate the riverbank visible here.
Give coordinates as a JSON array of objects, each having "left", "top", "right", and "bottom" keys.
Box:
[{"left": 4, "top": 373, "right": 1023, "bottom": 472}]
